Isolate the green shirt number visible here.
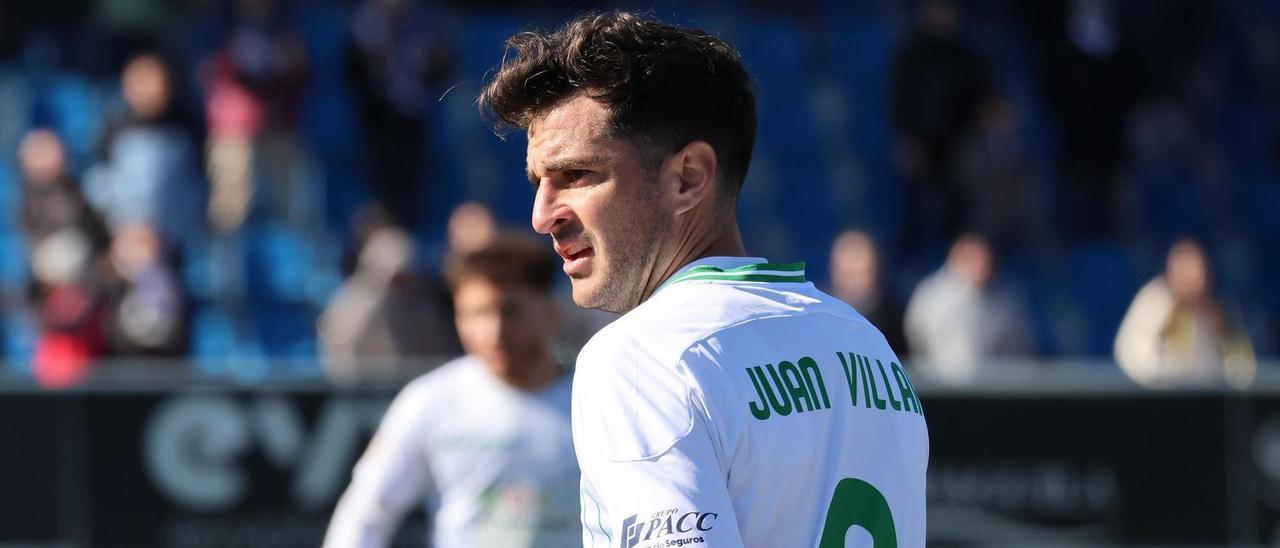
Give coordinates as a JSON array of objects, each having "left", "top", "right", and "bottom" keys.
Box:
[{"left": 817, "top": 478, "right": 897, "bottom": 548}]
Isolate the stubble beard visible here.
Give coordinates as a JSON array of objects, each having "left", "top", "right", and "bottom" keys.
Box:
[{"left": 575, "top": 210, "right": 669, "bottom": 315}]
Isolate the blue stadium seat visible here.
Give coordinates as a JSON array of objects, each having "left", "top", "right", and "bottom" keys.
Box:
[
  {"left": 736, "top": 18, "right": 813, "bottom": 150},
  {"left": 302, "top": 85, "right": 358, "bottom": 161},
  {"left": 489, "top": 133, "right": 532, "bottom": 225},
  {"left": 820, "top": 20, "right": 901, "bottom": 245},
  {"left": 456, "top": 13, "right": 530, "bottom": 82},
  {"left": 431, "top": 13, "right": 532, "bottom": 226},
  {"left": 319, "top": 161, "right": 370, "bottom": 235},
  {"left": 195, "top": 300, "right": 321, "bottom": 378},
  {"left": 1136, "top": 167, "right": 1211, "bottom": 245},
  {"left": 3, "top": 307, "right": 36, "bottom": 373},
  {"left": 819, "top": 0, "right": 886, "bottom": 21},
  {"left": 1064, "top": 242, "right": 1142, "bottom": 356},
  {"left": 1000, "top": 250, "right": 1058, "bottom": 355},
  {"left": 0, "top": 159, "right": 20, "bottom": 226},
  {"left": 182, "top": 234, "right": 216, "bottom": 301},
  {"left": 733, "top": 19, "right": 844, "bottom": 269},
  {"left": 425, "top": 80, "right": 470, "bottom": 219},
  {"left": 0, "top": 228, "right": 30, "bottom": 293},
  {"left": 1218, "top": 107, "right": 1276, "bottom": 179},
  {"left": 1232, "top": 175, "right": 1280, "bottom": 246},
  {"left": 823, "top": 20, "right": 894, "bottom": 159},
  {"left": 297, "top": 1, "right": 359, "bottom": 165},
  {"left": 0, "top": 65, "right": 32, "bottom": 154},
  {"left": 37, "top": 75, "right": 104, "bottom": 166},
  {"left": 296, "top": 1, "right": 351, "bottom": 81},
  {"left": 183, "top": 232, "right": 247, "bottom": 302},
  {"left": 191, "top": 303, "right": 240, "bottom": 373},
  {"left": 247, "top": 301, "right": 318, "bottom": 361},
  {"left": 735, "top": 157, "right": 787, "bottom": 259},
  {"left": 304, "top": 231, "right": 343, "bottom": 308},
  {"left": 1233, "top": 176, "right": 1280, "bottom": 312},
  {"left": 214, "top": 221, "right": 341, "bottom": 309},
  {"left": 244, "top": 222, "right": 312, "bottom": 303}
]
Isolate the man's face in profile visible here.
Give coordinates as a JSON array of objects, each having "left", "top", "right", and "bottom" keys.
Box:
[{"left": 525, "top": 94, "right": 670, "bottom": 313}]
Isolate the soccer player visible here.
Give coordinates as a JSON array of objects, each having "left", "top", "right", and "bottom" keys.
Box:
[
  {"left": 323, "top": 235, "right": 580, "bottom": 548},
  {"left": 480, "top": 11, "right": 929, "bottom": 548}
]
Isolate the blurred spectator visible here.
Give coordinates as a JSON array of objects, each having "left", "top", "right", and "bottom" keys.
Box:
[
  {"left": 446, "top": 200, "right": 498, "bottom": 260},
  {"left": 19, "top": 129, "right": 110, "bottom": 251},
  {"left": 83, "top": 52, "right": 203, "bottom": 246},
  {"left": 105, "top": 223, "right": 185, "bottom": 357},
  {"left": 955, "top": 98, "right": 1037, "bottom": 251},
  {"left": 1114, "top": 239, "right": 1255, "bottom": 388},
  {"left": 347, "top": 0, "right": 453, "bottom": 228},
  {"left": 828, "top": 229, "right": 907, "bottom": 357},
  {"left": 0, "top": 0, "right": 1271, "bottom": 385},
  {"left": 88, "top": 0, "right": 181, "bottom": 72},
  {"left": 201, "top": 0, "right": 309, "bottom": 231},
  {"left": 1127, "top": 99, "right": 1206, "bottom": 172},
  {"left": 1024, "top": 0, "right": 1141, "bottom": 239},
  {"left": 324, "top": 234, "right": 579, "bottom": 548},
  {"left": 319, "top": 225, "right": 458, "bottom": 383},
  {"left": 890, "top": 0, "right": 995, "bottom": 255},
  {"left": 904, "top": 234, "right": 1035, "bottom": 383},
  {"left": 29, "top": 227, "right": 109, "bottom": 388},
  {"left": 19, "top": 129, "right": 111, "bottom": 387}
]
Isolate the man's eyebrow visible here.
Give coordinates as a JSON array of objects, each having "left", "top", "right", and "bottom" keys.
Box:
[{"left": 527, "top": 156, "right": 608, "bottom": 184}]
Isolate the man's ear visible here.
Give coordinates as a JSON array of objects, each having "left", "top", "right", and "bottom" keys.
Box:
[{"left": 666, "top": 140, "right": 718, "bottom": 216}]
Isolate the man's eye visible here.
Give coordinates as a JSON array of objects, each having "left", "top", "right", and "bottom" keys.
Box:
[{"left": 564, "top": 170, "right": 587, "bottom": 182}]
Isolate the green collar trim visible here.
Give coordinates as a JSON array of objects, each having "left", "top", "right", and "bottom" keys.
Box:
[{"left": 659, "top": 261, "right": 807, "bottom": 292}]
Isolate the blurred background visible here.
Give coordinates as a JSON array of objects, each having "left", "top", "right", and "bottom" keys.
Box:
[{"left": 1, "top": 0, "right": 1279, "bottom": 546}]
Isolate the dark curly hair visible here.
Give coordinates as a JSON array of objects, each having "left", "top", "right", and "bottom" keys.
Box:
[{"left": 479, "top": 11, "right": 757, "bottom": 195}]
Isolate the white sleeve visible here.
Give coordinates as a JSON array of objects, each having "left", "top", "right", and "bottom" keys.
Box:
[
  {"left": 1114, "top": 280, "right": 1174, "bottom": 386},
  {"left": 574, "top": 342, "right": 745, "bottom": 548},
  {"left": 323, "top": 380, "right": 434, "bottom": 548},
  {"left": 901, "top": 279, "right": 936, "bottom": 359}
]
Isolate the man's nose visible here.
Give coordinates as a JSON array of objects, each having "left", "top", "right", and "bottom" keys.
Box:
[{"left": 531, "top": 183, "right": 570, "bottom": 235}]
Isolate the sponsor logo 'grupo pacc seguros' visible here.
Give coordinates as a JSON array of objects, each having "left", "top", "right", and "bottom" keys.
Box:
[{"left": 621, "top": 508, "right": 718, "bottom": 548}]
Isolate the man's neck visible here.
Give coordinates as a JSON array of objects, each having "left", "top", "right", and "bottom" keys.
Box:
[{"left": 641, "top": 215, "right": 746, "bottom": 304}]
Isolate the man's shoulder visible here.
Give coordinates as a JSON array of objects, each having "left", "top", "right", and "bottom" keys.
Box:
[
  {"left": 573, "top": 312, "right": 696, "bottom": 462},
  {"left": 572, "top": 289, "right": 746, "bottom": 461}
]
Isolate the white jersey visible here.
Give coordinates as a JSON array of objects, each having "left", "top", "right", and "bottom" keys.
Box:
[
  {"left": 324, "top": 356, "right": 581, "bottom": 548},
  {"left": 573, "top": 257, "right": 928, "bottom": 548}
]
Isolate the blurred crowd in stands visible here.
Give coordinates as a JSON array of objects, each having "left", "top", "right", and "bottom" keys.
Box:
[{"left": 0, "top": 0, "right": 1276, "bottom": 388}]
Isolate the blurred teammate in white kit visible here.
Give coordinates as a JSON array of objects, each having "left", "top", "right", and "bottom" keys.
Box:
[{"left": 324, "top": 234, "right": 579, "bottom": 548}]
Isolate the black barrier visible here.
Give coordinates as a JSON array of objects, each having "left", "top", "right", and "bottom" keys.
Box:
[
  {"left": 1, "top": 387, "right": 425, "bottom": 548},
  {"left": 0, "top": 395, "right": 59, "bottom": 542},
  {"left": 1243, "top": 395, "right": 1280, "bottom": 543},
  {"left": 4, "top": 375, "right": 1280, "bottom": 547},
  {"left": 926, "top": 395, "right": 1231, "bottom": 545}
]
